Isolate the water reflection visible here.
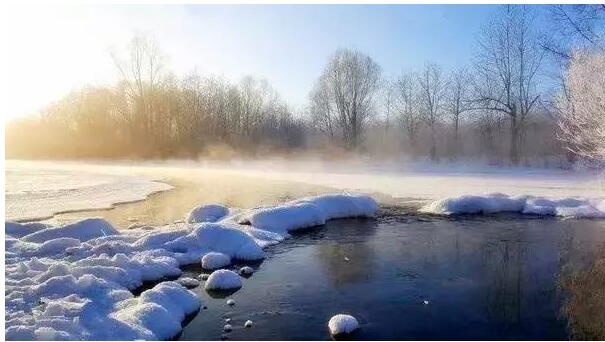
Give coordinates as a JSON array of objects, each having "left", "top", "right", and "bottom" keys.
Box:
[
  {"left": 314, "top": 219, "right": 379, "bottom": 287},
  {"left": 178, "top": 214, "right": 605, "bottom": 340}
]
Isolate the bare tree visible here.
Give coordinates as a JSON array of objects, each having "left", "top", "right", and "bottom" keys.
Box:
[
  {"left": 311, "top": 48, "right": 382, "bottom": 149},
  {"left": 309, "top": 77, "right": 337, "bottom": 143},
  {"left": 474, "top": 5, "right": 544, "bottom": 165},
  {"left": 418, "top": 62, "right": 447, "bottom": 161},
  {"left": 394, "top": 71, "right": 422, "bottom": 152},
  {"left": 556, "top": 50, "right": 605, "bottom": 162},
  {"left": 447, "top": 67, "right": 472, "bottom": 159},
  {"left": 541, "top": 4, "right": 605, "bottom": 61}
]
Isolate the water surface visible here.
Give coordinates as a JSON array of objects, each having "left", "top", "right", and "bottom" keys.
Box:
[{"left": 178, "top": 212, "right": 605, "bottom": 340}]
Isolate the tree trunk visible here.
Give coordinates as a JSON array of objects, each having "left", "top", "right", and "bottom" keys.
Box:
[
  {"left": 510, "top": 114, "right": 520, "bottom": 165},
  {"left": 430, "top": 124, "right": 438, "bottom": 161}
]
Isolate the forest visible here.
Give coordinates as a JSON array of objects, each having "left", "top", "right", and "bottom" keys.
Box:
[{"left": 6, "top": 5, "right": 605, "bottom": 167}]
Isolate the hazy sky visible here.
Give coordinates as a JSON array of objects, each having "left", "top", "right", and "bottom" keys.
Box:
[{"left": 3, "top": 4, "right": 500, "bottom": 120}]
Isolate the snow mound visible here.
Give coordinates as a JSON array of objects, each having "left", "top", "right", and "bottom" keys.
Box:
[
  {"left": 328, "top": 314, "right": 359, "bottom": 335},
  {"left": 294, "top": 193, "right": 379, "bottom": 219},
  {"left": 21, "top": 218, "right": 119, "bottom": 243},
  {"left": 243, "top": 202, "right": 326, "bottom": 234},
  {"left": 112, "top": 281, "right": 200, "bottom": 340},
  {"left": 201, "top": 252, "right": 231, "bottom": 270},
  {"left": 187, "top": 204, "right": 229, "bottom": 223},
  {"left": 5, "top": 221, "right": 52, "bottom": 238},
  {"left": 420, "top": 193, "right": 605, "bottom": 218},
  {"left": 240, "top": 193, "right": 378, "bottom": 237},
  {"left": 205, "top": 269, "right": 242, "bottom": 290},
  {"left": 165, "top": 223, "right": 265, "bottom": 261}
]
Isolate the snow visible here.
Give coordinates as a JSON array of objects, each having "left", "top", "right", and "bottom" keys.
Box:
[
  {"left": 6, "top": 160, "right": 173, "bottom": 222},
  {"left": 328, "top": 314, "right": 359, "bottom": 335},
  {"left": 187, "top": 204, "right": 229, "bottom": 223},
  {"left": 241, "top": 202, "right": 326, "bottom": 234},
  {"left": 420, "top": 193, "right": 605, "bottom": 218},
  {"left": 204, "top": 270, "right": 242, "bottom": 291},
  {"left": 21, "top": 218, "right": 120, "bottom": 243},
  {"left": 201, "top": 252, "right": 231, "bottom": 270},
  {"left": 293, "top": 193, "right": 379, "bottom": 220},
  {"left": 239, "top": 194, "right": 378, "bottom": 239}
]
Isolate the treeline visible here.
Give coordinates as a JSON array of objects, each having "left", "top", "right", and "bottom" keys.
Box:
[
  {"left": 7, "top": 37, "right": 305, "bottom": 159},
  {"left": 6, "top": 5, "right": 605, "bottom": 165}
]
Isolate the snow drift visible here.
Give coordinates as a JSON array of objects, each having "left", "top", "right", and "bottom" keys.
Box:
[
  {"left": 239, "top": 193, "right": 378, "bottom": 239},
  {"left": 5, "top": 192, "right": 378, "bottom": 341},
  {"left": 420, "top": 193, "right": 605, "bottom": 218}
]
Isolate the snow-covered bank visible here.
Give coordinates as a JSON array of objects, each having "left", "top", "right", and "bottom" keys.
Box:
[
  {"left": 5, "top": 160, "right": 173, "bottom": 222},
  {"left": 420, "top": 193, "right": 605, "bottom": 218},
  {"left": 5, "top": 193, "right": 378, "bottom": 340}
]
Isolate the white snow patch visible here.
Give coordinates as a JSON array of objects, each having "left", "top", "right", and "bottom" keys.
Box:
[
  {"left": 205, "top": 270, "right": 242, "bottom": 291},
  {"left": 420, "top": 193, "right": 605, "bottom": 218},
  {"left": 6, "top": 160, "right": 173, "bottom": 222},
  {"left": 239, "top": 193, "right": 378, "bottom": 240},
  {"left": 187, "top": 204, "right": 229, "bottom": 223},
  {"left": 328, "top": 314, "right": 359, "bottom": 335},
  {"left": 21, "top": 218, "right": 119, "bottom": 243},
  {"left": 201, "top": 252, "right": 231, "bottom": 270}
]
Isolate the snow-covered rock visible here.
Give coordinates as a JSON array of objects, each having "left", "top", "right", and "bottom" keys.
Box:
[
  {"left": 328, "top": 314, "right": 359, "bottom": 335},
  {"left": 227, "top": 298, "right": 236, "bottom": 306},
  {"left": 21, "top": 218, "right": 119, "bottom": 243},
  {"left": 239, "top": 266, "right": 254, "bottom": 276},
  {"left": 420, "top": 193, "right": 605, "bottom": 218},
  {"left": 187, "top": 204, "right": 229, "bottom": 223},
  {"left": 240, "top": 193, "right": 378, "bottom": 238},
  {"left": 294, "top": 193, "right": 379, "bottom": 220},
  {"left": 204, "top": 270, "right": 242, "bottom": 291},
  {"left": 244, "top": 320, "right": 253, "bottom": 328},
  {"left": 242, "top": 202, "right": 326, "bottom": 234},
  {"left": 201, "top": 252, "right": 231, "bottom": 270},
  {"left": 176, "top": 277, "right": 200, "bottom": 288},
  {"left": 165, "top": 223, "right": 265, "bottom": 261}
]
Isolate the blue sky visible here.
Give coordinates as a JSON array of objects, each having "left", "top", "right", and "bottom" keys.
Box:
[{"left": 4, "top": 4, "right": 529, "bottom": 118}]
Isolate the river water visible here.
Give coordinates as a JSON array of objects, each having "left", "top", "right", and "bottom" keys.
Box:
[{"left": 177, "top": 212, "right": 605, "bottom": 340}]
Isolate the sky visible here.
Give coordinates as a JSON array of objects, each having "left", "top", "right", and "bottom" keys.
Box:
[{"left": 2, "top": 4, "right": 499, "bottom": 120}]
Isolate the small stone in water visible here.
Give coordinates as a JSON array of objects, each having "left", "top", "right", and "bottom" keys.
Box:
[
  {"left": 244, "top": 320, "right": 253, "bottom": 328},
  {"left": 423, "top": 300, "right": 430, "bottom": 305},
  {"left": 223, "top": 324, "right": 232, "bottom": 332},
  {"left": 227, "top": 299, "right": 235, "bottom": 306},
  {"left": 240, "top": 266, "right": 254, "bottom": 275},
  {"left": 225, "top": 318, "right": 231, "bottom": 323},
  {"left": 344, "top": 256, "right": 350, "bottom": 261},
  {"left": 200, "top": 273, "right": 210, "bottom": 280}
]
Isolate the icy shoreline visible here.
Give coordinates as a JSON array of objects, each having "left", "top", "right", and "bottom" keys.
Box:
[
  {"left": 5, "top": 193, "right": 378, "bottom": 340},
  {"left": 6, "top": 161, "right": 174, "bottom": 222}
]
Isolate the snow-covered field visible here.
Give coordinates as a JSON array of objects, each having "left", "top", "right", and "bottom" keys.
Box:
[{"left": 6, "top": 161, "right": 173, "bottom": 222}]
